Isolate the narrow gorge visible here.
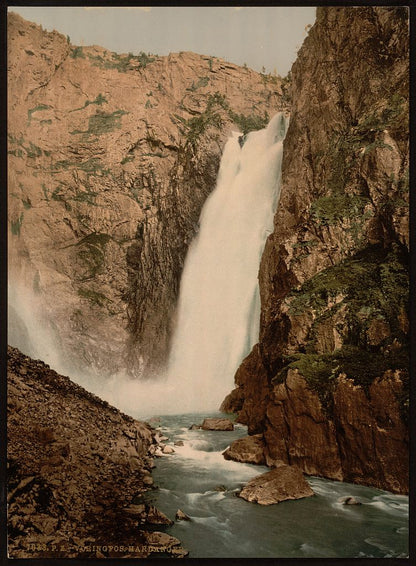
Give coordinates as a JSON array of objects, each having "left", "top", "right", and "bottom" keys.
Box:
[{"left": 7, "top": 6, "right": 409, "bottom": 560}]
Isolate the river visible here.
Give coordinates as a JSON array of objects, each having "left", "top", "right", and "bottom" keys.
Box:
[{"left": 141, "top": 412, "right": 409, "bottom": 559}]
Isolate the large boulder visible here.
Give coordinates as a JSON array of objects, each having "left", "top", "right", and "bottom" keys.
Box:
[
  {"left": 222, "top": 434, "right": 266, "bottom": 465},
  {"left": 201, "top": 418, "right": 234, "bottom": 431},
  {"left": 238, "top": 464, "right": 314, "bottom": 505}
]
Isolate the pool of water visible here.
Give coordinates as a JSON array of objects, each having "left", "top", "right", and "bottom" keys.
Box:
[{"left": 141, "top": 413, "right": 409, "bottom": 558}]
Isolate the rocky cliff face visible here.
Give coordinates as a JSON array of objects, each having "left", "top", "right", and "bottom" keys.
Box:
[
  {"left": 222, "top": 6, "right": 409, "bottom": 494},
  {"left": 8, "top": 12, "right": 286, "bottom": 378},
  {"left": 7, "top": 346, "right": 188, "bottom": 558}
]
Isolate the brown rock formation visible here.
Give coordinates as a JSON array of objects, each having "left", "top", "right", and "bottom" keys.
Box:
[
  {"left": 223, "top": 6, "right": 409, "bottom": 494},
  {"left": 7, "top": 12, "right": 286, "bottom": 379},
  {"left": 238, "top": 465, "right": 314, "bottom": 505},
  {"left": 222, "top": 434, "right": 266, "bottom": 465},
  {"left": 201, "top": 417, "right": 234, "bottom": 431},
  {"left": 7, "top": 346, "right": 186, "bottom": 559}
]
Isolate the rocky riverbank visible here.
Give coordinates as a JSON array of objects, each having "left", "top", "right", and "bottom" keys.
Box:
[{"left": 7, "top": 346, "right": 187, "bottom": 559}]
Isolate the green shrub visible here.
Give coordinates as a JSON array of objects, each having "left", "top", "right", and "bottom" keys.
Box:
[
  {"left": 229, "top": 110, "right": 269, "bottom": 135},
  {"left": 70, "top": 46, "right": 85, "bottom": 59}
]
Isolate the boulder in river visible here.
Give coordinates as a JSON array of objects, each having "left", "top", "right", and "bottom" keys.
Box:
[
  {"left": 201, "top": 418, "right": 234, "bottom": 431},
  {"left": 175, "top": 509, "right": 191, "bottom": 521},
  {"left": 189, "top": 424, "right": 201, "bottom": 430},
  {"left": 162, "top": 445, "right": 175, "bottom": 454},
  {"left": 238, "top": 464, "right": 314, "bottom": 505},
  {"left": 338, "top": 496, "right": 361, "bottom": 505},
  {"left": 222, "top": 434, "right": 266, "bottom": 464}
]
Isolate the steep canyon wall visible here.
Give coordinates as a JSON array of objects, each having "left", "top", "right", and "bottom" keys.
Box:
[
  {"left": 222, "top": 6, "right": 409, "bottom": 494},
  {"left": 8, "top": 12, "right": 286, "bottom": 378}
]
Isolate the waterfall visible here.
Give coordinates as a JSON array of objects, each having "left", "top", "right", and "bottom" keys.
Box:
[
  {"left": 8, "top": 113, "right": 287, "bottom": 418},
  {"left": 164, "top": 112, "right": 288, "bottom": 413}
]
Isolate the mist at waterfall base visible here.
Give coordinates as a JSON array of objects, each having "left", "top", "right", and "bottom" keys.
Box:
[
  {"left": 108, "top": 113, "right": 287, "bottom": 415},
  {"left": 9, "top": 113, "right": 287, "bottom": 417}
]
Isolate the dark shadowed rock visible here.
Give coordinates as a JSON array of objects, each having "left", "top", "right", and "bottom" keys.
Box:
[
  {"left": 222, "top": 434, "right": 266, "bottom": 465},
  {"left": 238, "top": 465, "right": 314, "bottom": 505},
  {"left": 201, "top": 418, "right": 234, "bottom": 431},
  {"left": 7, "top": 346, "right": 182, "bottom": 559},
  {"left": 145, "top": 505, "right": 174, "bottom": 525},
  {"left": 338, "top": 496, "right": 361, "bottom": 505}
]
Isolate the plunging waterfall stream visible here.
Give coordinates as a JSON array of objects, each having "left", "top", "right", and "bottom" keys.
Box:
[{"left": 165, "top": 113, "right": 287, "bottom": 412}]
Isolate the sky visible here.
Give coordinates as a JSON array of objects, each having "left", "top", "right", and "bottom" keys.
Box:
[{"left": 9, "top": 6, "right": 316, "bottom": 76}]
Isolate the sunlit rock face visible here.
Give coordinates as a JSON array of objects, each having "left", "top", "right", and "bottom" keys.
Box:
[
  {"left": 224, "top": 6, "right": 409, "bottom": 494},
  {"left": 7, "top": 12, "right": 287, "bottom": 380}
]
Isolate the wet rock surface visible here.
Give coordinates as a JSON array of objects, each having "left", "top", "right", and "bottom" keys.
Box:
[
  {"left": 7, "top": 346, "right": 186, "bottom": 559},
  {"left": 222, "top": 434, "right": 266, "bottom": 465},
  {"left": 238, "top": 465, "right": 314, "bottom": 505},
  {"left": 201, "top": 418, "right": 234, "bottom": 431}
]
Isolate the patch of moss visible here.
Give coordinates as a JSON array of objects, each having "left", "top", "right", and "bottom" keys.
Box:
[
  {"left": 285, "top": 244, "right": 408, "bottom": 418},
  {"left": 70, "top": 93, "right": 108, "bottom": 113},
  {"left": 289, "top": 244, "right": 408, "bottom": 335},
  {"left": 28, "top": 104, "right": 52, "bottom": 123},
  {"left": 275, "top": 344, "right": 408, "bottom": 417},
  {"left": 8, "top": 148, "right": 24, "bottom": 158},
  {"left": 229, "top": 110, "right": 270, "bottom": 135},
  {"left": 25, "top": 142, "right": 43, "bottom": 159},
  {"left": 363, "top": 140, "right": 393, "bottom": 154},
  {"left": 88, "top": 51, "right": 155, "bottom": 72},
  {"left": 77, "top": 288, "right": 111, "bottom": 307},
  {"left": 52, "top": 157, "right": 109, "bottom": 176},
  {"left": 22, "top": 198, "right": 32, "bottom": 210},
  {"left": 310, "top": 194, "right": 371, "bottom": 226},
  {"left": 11, "top": 213, "right": 24, "bottom": 236},
  {"left": 71, "top": 110, "right": 128, "bottom": 136},
  {"left": 77, "top": 232, "right": 112, "bottom": 279},
  {"left": 186, "top": 76, "right": 210, "bottom": 91},
  {"left": 70, "top": 46, "right": 85, "bottom": 59},
  {"left": 121, "top": 155, "right": 134, "bottom": 165},
  {"left": 41, "top": 184, "right": 49, "bottom": 200}
]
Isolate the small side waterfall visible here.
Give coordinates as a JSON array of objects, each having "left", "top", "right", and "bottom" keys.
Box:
[{"left": 165, "top": 113, "right": 288, "bottom": 413}]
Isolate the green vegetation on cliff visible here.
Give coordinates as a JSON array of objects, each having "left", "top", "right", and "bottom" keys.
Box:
[{"left": 283, "top": 244, "right": 409, "bottom": 415}]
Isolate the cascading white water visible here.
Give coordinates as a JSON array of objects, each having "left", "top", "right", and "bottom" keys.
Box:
[
  {"left": 8, "top": 113, "right": 287, "bottom": 417},
  {"left": 164, "top": 112, "right": 288, "bottom": 413}
]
